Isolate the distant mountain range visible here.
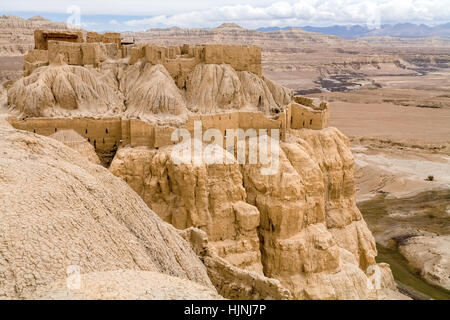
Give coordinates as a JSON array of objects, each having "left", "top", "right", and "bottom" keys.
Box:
[{"left": 258, "top": 23, "right": 450, "bottom": 39}]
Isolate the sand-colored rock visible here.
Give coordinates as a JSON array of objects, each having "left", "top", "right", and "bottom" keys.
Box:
[
  {"left": 30, "top": 270, "right": 222, "bottom": 300},
  {"left": 110, "top": 129, "right": 403, "bottom": 299},
  {"left": 399, "top": 235, "right": 450, "bottom": 291},
  {"left": 203, "top": 256, "right": 291, "bottom": 300},
  {"left": 186, "top": 63, "right": 291, "bottom": 114},
  {"left": 263, "top": 76, "right": 293, "bottom": 107},
  {"left": 179, "top": 227, "right": 292, "bottom": 300},
  {"left": 241, "top": 129, "right": 400, "bottom": 299},
  {"left": 237, "top": 71, "right": 280, "bottom": 114},
  {"left": 186, "top": 64, "right": 245, "bottom": 113},
  {"left": 109, "top": 144, "right": 264, "bottom": 274},
  {"left": 7, "top": 60, "right": 123, "bottom": 117},
  {"left": 0, "top": 121, "right": 215, "bottom": 299},
  {"left": 119, "top": 62, "right": 187, "bottom": 118},
  {"left": 49, "top": 129, "right": 101, "bottom": 164},
  {"left": 1, "top": 25, "right": 408, "bottom": 299}
]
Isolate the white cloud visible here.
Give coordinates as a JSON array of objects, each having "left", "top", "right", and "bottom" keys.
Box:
[
  {"left": 122, "top": 0, "right": 450, "bottom": 29},
  {"left": 2, "top": 0, "right": 449, "bottom": 30}
]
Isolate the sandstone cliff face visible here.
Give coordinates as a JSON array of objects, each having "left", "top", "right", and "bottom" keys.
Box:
[
  {"left": 109, "top": 128, "right": 401, "bottom": 299},
  {"left": 242, "top": 128, "right": 379, "bottom": 299},
  {"left": 179, "top": 227, "right": 292, "bottom": 300},
  {"left": 109, "top": 145, "right": 263, "bottom": 274},
  {"left": 0, "top": 121, "right": 215, "bottom": 299}
]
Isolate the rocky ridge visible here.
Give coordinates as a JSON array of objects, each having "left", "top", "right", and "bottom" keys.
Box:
[
  {"left": 0, "top": 119, "right": 216, "bottom": 299},
  {"left": 109, "top": 128, "right": 406, "bottom": 299}
]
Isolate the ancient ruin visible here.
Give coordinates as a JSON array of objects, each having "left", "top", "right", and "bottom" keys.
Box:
[
  {"left": 0, "top": 29, "right": 406, "bottom": 300},
  {"left": 10, "top": 29, "right": 330, "bottom": 154}
]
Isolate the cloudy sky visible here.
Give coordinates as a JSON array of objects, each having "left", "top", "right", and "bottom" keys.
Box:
[{"left": 2, "top": 0, "right": 450, "bottom": 31}]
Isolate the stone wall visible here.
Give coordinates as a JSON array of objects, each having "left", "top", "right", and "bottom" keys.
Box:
[
  {"left": 28, "top": 31, "right": 262, "bottom": 90},
  {"left": 86, "top": 31, "right": 122, "bottom": 48},
  {"left": 47, "top": 41, "right": 104, "bottom": 66},
  {"left": 7, "top": 111, "right": 284, "bottom": 152},
  {"left": 287, "top": 102, "right": 330, "bottom": 130},
  {"left": 293, "top": 95, "right": 329, "bottom": 111},
  {"left": 25, "top": 30, "right": 124, "bottom": 74},
  {"left": 127, "top": 44, "right": 262, "bottom": 89},
  {"left": 24, "top": 41, "right": 120, "bottom": 74},
  {"left": 8, "top": 117, "right": 122, "bottom": 152},
  {"left": 7, "top": 105, "right": 328, "bottom": 154},
  {"left": 23, "top": 49, "right": 48, "bottom": 75},
  {"left": 34, "top": 30, "right": 83, "bottom": 50},
  {"left": 203, "top": 44, "right": 261, "bottom": 76}
]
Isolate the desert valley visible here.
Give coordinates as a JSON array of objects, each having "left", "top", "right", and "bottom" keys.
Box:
[{"left": 0, "top": 13, "right": 449, "bottom": 301}]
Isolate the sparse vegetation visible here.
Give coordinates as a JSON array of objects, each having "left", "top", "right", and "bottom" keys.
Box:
[{"left": 426, "top": 175, "right": 434, "bottom": 181}]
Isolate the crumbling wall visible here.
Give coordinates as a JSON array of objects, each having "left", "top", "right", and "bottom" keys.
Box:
[
  {"left": 48, "top": 41, "right": 83, "bottom": 65},
  {"left": 204, "top": 44, "right": 261, "bottom": 76},
  {"left": 129, "top": 119, "right": 155, "bottom": 147},
  {"left": 129, "top": 46, "right": 145, "bottom": 64},
  {"left": 30, "top": 32, "right": 262, "bottom": 86},
  {"left": 127, "top": 44, "right": 262, "bottom": 89},
  {"left": 23, "top": 49, "right": 49, "bottom": 75},
  {"left": 184, "top": 112, "right": 285, "bottom": 145},
  {"left": 7, "top": 117, "right": 122, "bottom": 152},
  {"left": 163, "top": 57, "right": 199, "bottom": 89},
  {"left": 34, "top": 30, "right": 83, "bottom": 50},
  {"left": 24, "top": 49, "right": 48, "bottom": 63},
  {"left": 81, "top": 43, "right": 101, "bottom": 66},
  {"left": 29, "top": 30, "right": 122, "bottom": 69},
  {"left": 86, "top": 31, "right": 122, "bottom": 49},
  {"left": 293, "top": 95, "right": 329, "bottom": 110},
  {"left": 99, "top": 43, "right": 121, "bottom": 60},
  {"left": 6, "top": 106, "right": 327, "bottom": 155},
  {"left": 145, "top": 45, "right": 167, "bottom": 64},
  {"left": 287, "top": 102, "right": 329, "bottom": 130},
  {"left": 47, "top": 41, "right": 115, "bottom": 66}
]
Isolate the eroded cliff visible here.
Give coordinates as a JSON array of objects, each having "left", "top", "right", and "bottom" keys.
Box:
[
  {"left": 7, "top": 55, "right": 291, "bottom": 121},
  {"left": 109, "top": 127, "right": 405, "bottom": 299}
]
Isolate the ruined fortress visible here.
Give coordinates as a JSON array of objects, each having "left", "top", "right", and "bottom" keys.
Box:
[
  {"left": 10, "top": 30, "right": 329, "bottom": 160},
  {"left": 1, "top": 28, "right": 406, "bottom": 301}
]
